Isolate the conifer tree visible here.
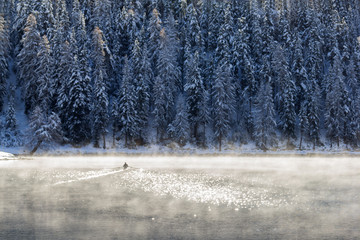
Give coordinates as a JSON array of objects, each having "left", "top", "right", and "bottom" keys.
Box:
[
  {"left": 212, "top": 2, "right": 235, "bottom": 151},
  {"left": 167, "top": 95, "right": 190, "bottom": 146},
  {"left": 17, "top": 14, "right": 42, "bottom": 114},
  {"left": 92, "top": 69, "right": 109, "bottom": 148},
  {"left": 36, "top": 35, "right": 53, "bottom": 110},
  {"left": 92, "top": 26, "right": 108, "bottom": 88},
  {"left": 92, "top": 0, "right": 112, "bottom": 42},
  {"left": 28, "top": 106, "right": 63, "bottom": 154},
  {"left": 254, "top": 59, "right": 277, "bottom": 151},
  {"left": 131, "top": 38, "right": 151, "bottom": 142},
  {"left": 292, "top": 33, "right": 308, "bottom": 112},
  {"left": 38, "top": 0, "right": 55, "bottom": 40},
  {"left": 184, "top": 51, "right": 208, "bottom": 145},
  {"left": 56, "top": 41, "right": 73, "bottom": 125},
  {"left": 117, "top": 56, "right": 138, "bottom": 147},
  {"left": 272, "top": 44, "right": 296, "bottom": 144},
  {"left": 148, "top": 8, "right": 162, "bottom": 77},
  {"left": 304, "top": 66, "right": 322, "bottom": 150},
  {"left": 0, "top": 15, "right": 9, "bottom": 112},
  {"left": 153, "top": 28, "right": 180, "bottom": 141},
  {"left": 6, "top": 94, "right": 17, "bottom": 131},
  {"left": 66, "top": 56, "right": 92, "bottom": 145},
  {"left": 325, "top": 46, "right": 348, "bottom": 147}
]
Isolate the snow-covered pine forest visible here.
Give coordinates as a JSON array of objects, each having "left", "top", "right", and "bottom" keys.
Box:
[{"left": 1, "top": 0, "right": 360, "bottom": 152}]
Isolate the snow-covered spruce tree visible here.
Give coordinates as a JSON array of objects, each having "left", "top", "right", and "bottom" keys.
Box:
[
  {"left": 272, "top": 44, "right": 296, "bottom": 145},
  {"left": 66, "top": 56, "right": 92, "bottom": 145},
  {"left": 0, "top": 14, "right": 9, "bottom": 112},
  {"left": 148, "top": 8, "right": 162, "bottom": 78},
  {"left": 184, "top": 51, "right": 208, "bottom": 146},
  {"left": 212, "top": 2, "right": 235, "bottom": 151},
  {"left": 73, "top": 0, "right": 88, "bottom": 52},
  {"left": 12, "top": 1, "right": 31, "bottom": 55},
  {"left": 131, "top": 38, "right": 151, "bottom": 142},
  {"left": 126, "top": 5, "right": 142, "bottom": 51},
  {"left": 1, "top": 90, "right": 23, "bottom": 148},
  {"left": 28, "top": 106, "right": 63, "bottom": 154},
  {"left": 55, "top": 40, "right": 74, "bottom": 131},
  {"left": 291, "top": 33, "right": 308, "bottom": 112},
  {"left": 37, "top": 0, "right": 56, "bottom": 41},
  {"left": 325, "top": 46, "right": 348, "bottom": 148},
  {"left": 17, "top": 13, "right": 42, "bottom": 115},
  {"left": 112, "top": 6, "right": 130, "bottom": 66},
  {"left": 185, "top": 3, "right": 202, "bottom": 51},
  {"left": 92, "top": 69, "right": 109, "bottom": 148},
  {"left": 214, "top": 2, "right": 233, "bottom": 67},
  {"left": 91, "top": 26, "right": 108, "bottom": 89},
  {"left": 5, "top": 93, "right": 17, "bottom": 131},
  {"left": 71, "top": 7, "right": 92, "bottom": 102},
  {"left": 304, "top": 11, "right": 324, "bottom": 95},
  {"left": 232, "top": 17, "right": 256, "bottom": 140},
  {"left": 91, "top": 0, "right": 112, "bottom": 44},
  {"left": 153, "top": 28, "right": 180, "bottom": 142},
  {"left": 117, "top": 56, "right": 139, "bottom": 147},
  {"left": 36, "top": 35, "right": 53, "bottom": 110},
  {"left": 344, "top": 57, "right": 359, "bottom": 146},
  {"left": 167, "top": 95, "right": 190, "bottom": 147},
  {"left": 55, "top": 0, "right": 71, "bottom": 38},
  {"left": 249, "top": 6, "right": 263, "bottom": 68},
  {"left": 253, "top": 59, "right": 277, "bottom": 151},
  {"left": 278, "top": 10, "right": 291, "bottom": 48},
  {"left": 212, "top": 60, "right": 235, "bottom": 152},
  {"left": 304, "top": 66, "right": 322, "bottom": 150},
  {"left": 153, "top": 70, "right": 167, "bottom": 142}
]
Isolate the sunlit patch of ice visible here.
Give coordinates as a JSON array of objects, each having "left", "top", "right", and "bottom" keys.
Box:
[{"left": 113, "top": 169, "right": 294, "bottom": 209}]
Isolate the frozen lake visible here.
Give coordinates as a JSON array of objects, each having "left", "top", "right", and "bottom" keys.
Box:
[{"left": 0, "top": 155, "right": 360, "bottom": 239}]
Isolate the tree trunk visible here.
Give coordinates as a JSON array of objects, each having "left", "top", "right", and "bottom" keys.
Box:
[
  {"left": 156, "top": 128, "right": 159, "bottom": 143},
  {"left": 103, "top": 134, "right": 106, "bottom": 149},
  {"left": 202, "top": 124, "right": 206, "bottom": 148},
  {"left": 112, "top": 125, "right": 116, "bottom": 148},
  {"left": 299, "top": 133, "right": 303, "bottom": 150},
  {"left": 30, "top": 140, "right": 43, "bottom": 155},
  {"left": 219, "top": 134, "right": 222, "bottom": 152},
  {"left": 194, "top": 123, "right": 198, "bottom": 144},
  {"left": 125, "top": 133, "right": 128, "bottom": 148}
]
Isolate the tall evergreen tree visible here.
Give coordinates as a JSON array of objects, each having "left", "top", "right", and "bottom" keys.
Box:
[
  {"left": 91, "top": 26, "right": 108, "bottom": 89},
  {"left": 325, "top": 46, "right": 348, "bottom": 147},
  {"left": 17, "top": 14, "right": 42, "bottom": 114},
  {"left": 148, "top": 8, "right": 162, "bottom": 78},
  {"left": 184, "top": 51, "right": 208, "bottom": 146},
  {"left": 117, "top": 56, "right": 139, "bottom": 147},
  {"left": 167, "top": 95, "right": 190, "bottom": 146},
  {"left": 36, "top": 35, "right": 53, "bottom": 111},
  {"left": 153, "top": 28, "right": 180, "bottom": 141},
  {"left": 212, "top": 2, "right": 235, "bottom": 151},
  {"left": 92, "top": 69, "right": 109, "bottom": 148},
  {"left": 38, "top": 0, "right": 55, "bottom": 40},
  {"left": 66, "top": 56, "right": 92, "bottom": 145},
  {"left": 131, "top": 38, "right": 151, "bottom": 142},
  {"left": 0, "top": 15, "right": 9, "bottom": 112},
  {"left": 272, "top": 44, "right": 297, "bottom": 144},
  {"left": 254, "top": 59, "right": 277, "bottom": 151}
]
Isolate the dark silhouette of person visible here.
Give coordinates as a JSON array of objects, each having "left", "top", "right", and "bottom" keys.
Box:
[{"left": 123, "top": 162, "right": 128, "bottom": 170}]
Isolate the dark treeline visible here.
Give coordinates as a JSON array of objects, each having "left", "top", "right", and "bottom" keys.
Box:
[{"left": 1, "top": 0, "right": 360, "bottom": 151}]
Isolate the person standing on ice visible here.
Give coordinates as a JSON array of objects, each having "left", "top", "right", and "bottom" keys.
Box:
[{"left": 123, "top": 162, "right": 128, "bottom": 170}]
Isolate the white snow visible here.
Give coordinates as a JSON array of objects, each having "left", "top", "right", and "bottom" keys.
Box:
[{"left": 0, "top": 151, "right": 16, "bottom": 160}]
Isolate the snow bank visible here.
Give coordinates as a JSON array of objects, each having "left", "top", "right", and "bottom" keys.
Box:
[{"left": 0, "top": 151, "right": 16, "bottom": 160}]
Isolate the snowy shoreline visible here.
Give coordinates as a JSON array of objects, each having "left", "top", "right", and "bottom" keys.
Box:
[{"left": 2, "top": 146, "right": 360, "bottom": 158}]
